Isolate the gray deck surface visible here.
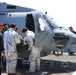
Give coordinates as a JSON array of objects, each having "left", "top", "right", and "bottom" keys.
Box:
[{"left": 2, "top": 53, "right": 76, "bottom": 75}]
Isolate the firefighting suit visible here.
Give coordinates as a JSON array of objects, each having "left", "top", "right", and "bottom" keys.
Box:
[
  {"left": 29, "top": 46, "right": 42, "bottom": 72},
  {"left": 4, "top": 28, "right": 20, "bottom": 73},
  {"left": 25, "top": 30, "right": 42, "bottom": 72}
]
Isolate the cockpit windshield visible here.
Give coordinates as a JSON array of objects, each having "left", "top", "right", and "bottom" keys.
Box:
[{"left": 43, "top": 14, "right": 59, "bottom": 29}]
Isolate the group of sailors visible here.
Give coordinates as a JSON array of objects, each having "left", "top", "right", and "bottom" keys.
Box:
[{"left": 0, "top": 23, "right": 42, "bottom": 75}]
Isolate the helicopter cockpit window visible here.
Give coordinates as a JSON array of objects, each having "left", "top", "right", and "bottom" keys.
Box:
[
  {"left": 43, "top": 15, "right": 59, "bottom": 29},
  {"left": 38, "top": 18, "right": 46, "bottom": 31}
]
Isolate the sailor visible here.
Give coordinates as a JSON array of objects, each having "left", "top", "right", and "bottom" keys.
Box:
[
  {"left": 22, "top": 28, "right": 42, "bottom": 73},
  {"left": 0, "top": 23, "right": 5, "bottom": 75},
  {"left": 69, "top": 26, "right": 76, "bottom": 34},
  {"left": 4, "top": 24, "right": 21, "bottom": 75}
]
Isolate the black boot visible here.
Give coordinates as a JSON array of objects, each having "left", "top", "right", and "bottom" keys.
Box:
[
  {"left": 8, "top": 73, "right": 16, "bottom": 75},
  {"left": 15, "top": 72, "right": 21, "bottom": 75},
  {"left": 8, "top": 73, "right": 12, "bottom": 75},
  {"left": 10, "top": 73, "right": 16, "bottom": 75}
]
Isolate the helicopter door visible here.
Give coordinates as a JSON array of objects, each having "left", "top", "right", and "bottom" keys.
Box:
[{"left": 32, "top": 11, "right": 53, "bottom": 51}]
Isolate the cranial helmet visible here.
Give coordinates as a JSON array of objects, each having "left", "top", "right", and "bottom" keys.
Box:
[{"left": 69, "top": 26, "right": 73, "bottom": 29}]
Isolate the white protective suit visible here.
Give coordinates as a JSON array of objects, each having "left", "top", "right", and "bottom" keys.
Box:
[
  {"left": 25, "top": 30, "right": 42, "bottom": 72},
  {"left": 4, "top": 28, "right": 20, "bottom": 73}
]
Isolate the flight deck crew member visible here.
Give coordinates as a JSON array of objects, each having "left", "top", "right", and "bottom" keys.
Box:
[
  {"left": 22, "top": 28, "right": 42, "bottom": 73},
  {"left": 0, "top": 23, "right": 5, "bottom": 75},
  {"left": 68, "top": 26, "right": 76, "bottom": 55},
  {"left": 4, "top": 24, "right": 21, "bottom": 75},
  {"left": 69, "top": 26, "right": 76, "bottom": 34}
]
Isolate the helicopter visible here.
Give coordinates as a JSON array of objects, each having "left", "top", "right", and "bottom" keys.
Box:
[{"left": 0, "top": 2, "right": 76, "bottom": 63}]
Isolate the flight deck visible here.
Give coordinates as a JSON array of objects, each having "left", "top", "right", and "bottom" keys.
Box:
[{"left": 2, "top": 53, "right": 76, "bottom": 75}]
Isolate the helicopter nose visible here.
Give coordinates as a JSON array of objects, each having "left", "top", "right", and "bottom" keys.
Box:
[{"left": 53, "top": 33, "right": 69, "bottom": 49}]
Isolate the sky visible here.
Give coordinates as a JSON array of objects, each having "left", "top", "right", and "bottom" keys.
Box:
[{"left": 0, "top": 0, "right": 76, "bottom": 30}]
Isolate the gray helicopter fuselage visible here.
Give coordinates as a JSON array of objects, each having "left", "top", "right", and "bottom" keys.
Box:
[{"left": 0, "top": 2, "right": 76, "bottom": 60}]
